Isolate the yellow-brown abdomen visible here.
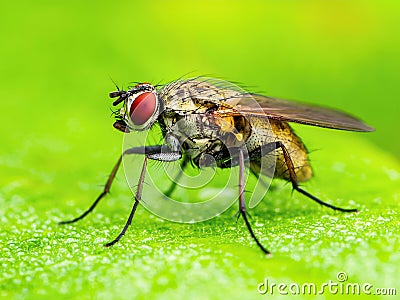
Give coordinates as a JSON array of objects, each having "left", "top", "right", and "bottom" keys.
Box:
[{"left": 249, "top": 119, "right": 312, "bottom": 182}]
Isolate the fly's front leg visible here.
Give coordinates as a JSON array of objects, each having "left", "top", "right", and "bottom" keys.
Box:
[
  {"left": 105, "top": 147, "right": 182, "bottom": 247},
  {"left": 59, "top": 145, "right": 164, "bottom": 225},
  {"left": 105, "top": 155, "right": 148, "bottom": 247},
  {"left": 60, "top": 144, "right": 182, "bottom": 246},
  {"left": 250, "top": 141, "right": 357, "bottom": 213}
]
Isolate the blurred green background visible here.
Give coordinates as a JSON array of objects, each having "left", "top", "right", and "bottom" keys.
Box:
[{"left": 1, "top": 0, "right": 399, "bottom": 299}]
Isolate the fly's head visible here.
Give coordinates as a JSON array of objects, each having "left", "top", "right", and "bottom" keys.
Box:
[{"left": 110, "top": 83, "right": 162, "bottom": 132}]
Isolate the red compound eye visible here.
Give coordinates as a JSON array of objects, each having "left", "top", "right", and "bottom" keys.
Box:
[{"left": 129, "top": 92, "right": 157, "bottom": 126}]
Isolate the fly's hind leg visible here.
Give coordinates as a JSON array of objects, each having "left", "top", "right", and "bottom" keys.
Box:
[{"left": 250, "top": 141, "right": 357, "bottom": 213}]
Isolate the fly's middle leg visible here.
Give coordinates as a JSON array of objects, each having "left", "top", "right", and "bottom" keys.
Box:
[{"left": 237, "top": 148, "right": 271, "bottom": 255}]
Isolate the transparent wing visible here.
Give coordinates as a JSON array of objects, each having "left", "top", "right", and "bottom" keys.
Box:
[{"left": 221, "top": 94, "right": 374, "bottom": 132}]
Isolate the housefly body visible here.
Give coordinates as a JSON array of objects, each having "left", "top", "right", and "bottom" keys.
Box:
[{"left": 60, "top": 77, "right": 373, "bottom": 255}]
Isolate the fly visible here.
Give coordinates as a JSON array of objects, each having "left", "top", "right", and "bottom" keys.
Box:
[{"left": 60, "top": 77, "right": 374, "bottom": 255}]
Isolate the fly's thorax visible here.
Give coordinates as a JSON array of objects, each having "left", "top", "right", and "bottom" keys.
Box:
[
  {"left": 159, "top": 110, "right": 253, "bottom": 164},
  {"left": 157, "top": 78, "right": 254, "bottom": 153}
]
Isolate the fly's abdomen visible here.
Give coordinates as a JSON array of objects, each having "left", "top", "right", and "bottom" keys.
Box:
[{"left": 248, "top": 118, "right": 313, "bottom": 182}]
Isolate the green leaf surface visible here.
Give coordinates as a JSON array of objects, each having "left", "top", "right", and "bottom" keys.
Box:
[{"left": 1, "top": 1, "right": 399, "bottom": 299}]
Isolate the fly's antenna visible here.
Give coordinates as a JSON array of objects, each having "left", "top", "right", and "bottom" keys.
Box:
[
  {"left": 109, "top": 76, "right": 121, "bottom": 92},
  {"left": 108, "top": 77, "right": 129, "bottom": 106}
]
